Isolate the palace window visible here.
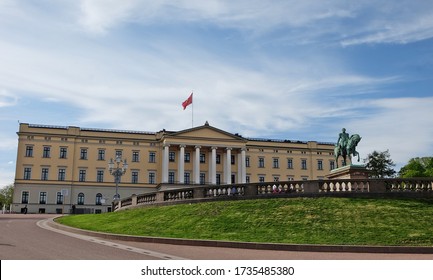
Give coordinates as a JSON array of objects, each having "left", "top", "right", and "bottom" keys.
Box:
[
  {"left": 77, "top": 193, "right": 85, "bottom": 205},
  {"left": 301, "top": 159, "right": 307, "bottom": 170},
  {"left": 58, "top": 168, "right": 66, "bottom": 181},
  {"left": 149, "top": 152, "right": 156, "bottom": 163},
  {"left": 131, "top": 171, "right": 139, "bottom": 183},
  {"left": 200, "top": 153, "right": 206, "bottom": 163},
  {"left": 259, "top": 176, "right": 265, "bottom": 182},
  {"left": 80, "top": 148, "right": 88, "bottom": 160},
  {"left": 216, "top": 154, "right": 221, "bottom": 164},
  {"left": 273, "top": 158, "right": 279, "bottom": 168},
  {"left": 132, "top": 151, "right": 140, "bottom": 162},
  {"left": 287, "top": 158, "right": 293, "bottom": 169},
  {"left": 258, "top": 157, "right": 265, "bottom": 168},
  {"left": 24, "top": 167, "right": 32, "bottom": 180},
  {"left": 39, "top": 192, "right": 47, "bottom": 204},
  {"left": 41, "top": 168, "right": 49, "bottom": 180},
  {"left": 317, "top": 160, "right": 323, "bottom": 170},
  {"left": 329, "top": 160, "right": 335, "bottom": 170},
  {"left": 169, "top": 152, "right": 175, "bottom": 162},
  {"left": 148, "top": 172, "right": 156, "bottom": 184},
  {"left": 246, "top": 156, "right": 250, "bottom": 167},
  {"left": 216, "top": 174, "right": 221, "bottom": 185},
  {"left": 96, "top": 170, "right": 104, "bottom": 182},
  {"left": 21, "top": 191, "right": 29, "bottom": 204},
  {"left": 25, "top": 146, "right": 33, "bottom": 157},
  {"left": 168, "top": 171, "right": 175, "bottom": 184},
  {"left": 115, "top": 150, "right": 122, "bottom": 158},
  {"left": 43, "top": 146, "right": 51, "bottom": 158},
  {"left": 60, "top": 147, "right": 67, "bottom": 159},
  {"left": 200, "top": 173, "right": 206, "bottom": 185},
  {"left": 79, "top": 170, "right": 86, "bottom": 182},
  {"left": 95, "top": 193, "right": 102, "bottom": 205},
  {"left": 56, "top": 192, "right": 64, "bottom": 204},
  {"left": 184, "top": 172, "right": 191, "bottom": 184},
  {"left": 184, "top": 153, "right": 190, "bottom": 163},
  {"left": 98, "top": 149, "right": 105, "bottom": 160}
]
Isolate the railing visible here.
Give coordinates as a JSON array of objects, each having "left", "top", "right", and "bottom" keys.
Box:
[
  {"left": 113, "top": 178, "right": 433, "bottom": 211},
  {"left": 137, "top": 193, "right": 157, "bottom": 204},
  {"left": 257, "top": 182, "right": 304, "bottom": 194},
  {"left": 319, "top": 180, "right": 370, "bottom": 192},
  {"left": 120, "top": 197, "right": 132, "bottom": 208},
  {"left": 204, "top": 185, "right": 245, "bottom": 197},
  {"left": 384, "top": 178, "right": 433, "bottom": 192},
  {"left": 164, "top": 189, "right": 194, "bottom": 201}
]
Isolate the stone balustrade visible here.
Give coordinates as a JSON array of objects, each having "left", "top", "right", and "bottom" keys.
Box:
[
  {"left": 384, "top": 178, "right": 433, "bottom": 192},
  {"left": 113, "top": 178, "right": 433, "bottom": 211}
]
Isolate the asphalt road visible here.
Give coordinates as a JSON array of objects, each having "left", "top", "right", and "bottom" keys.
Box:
[{"left": 1, "top": 214, "right": 433, "bottom": 260}]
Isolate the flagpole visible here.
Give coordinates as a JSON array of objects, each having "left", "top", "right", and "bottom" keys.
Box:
[{"left": 191, "top": 92, "right": 194, "bottom": 128}]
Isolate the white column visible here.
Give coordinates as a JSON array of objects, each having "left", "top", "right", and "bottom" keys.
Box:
[
  {"left": 210, "top": 146, "right": 217, "bottom": 184},
  {"left": 194, "top": 146, "right": 201, "bottom": 184},
  {"left": 162, "top": 144, "right": 170, "bottom": 183},
  {"left": 178, "top": 145, "right": 185, "bottom": 184},
  {"left": 225, "top": 147, "right": 232, "bottom": 184},
  {"left": 237, "top": 153, "right": 242, "bottom": 183},
  {"left": 241, "top": 148, "right": 247, "bottom": 183}
]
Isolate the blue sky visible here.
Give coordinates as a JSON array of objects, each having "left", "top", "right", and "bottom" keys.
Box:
[{"left": 1, "top": 0, "right": 433, "bottom": 186}]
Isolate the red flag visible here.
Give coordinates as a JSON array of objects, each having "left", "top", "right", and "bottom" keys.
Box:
[{"left": 182, "top": 93, "right": 193, "bottom": 110}]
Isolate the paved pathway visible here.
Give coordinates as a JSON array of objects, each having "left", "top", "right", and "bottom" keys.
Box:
[{"left": 1, "top": 214, "right": 433, "bottom": 260}]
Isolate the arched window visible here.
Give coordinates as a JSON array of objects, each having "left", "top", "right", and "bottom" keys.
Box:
[
  {"left": 56, "top": 192, "right": 64, "bottom": 204},
  {"left": 77, "top": 193, "right": 85, "bottom": 205},
  {"left": 96, "top": 193, "right": 102, "bottom": 205}
]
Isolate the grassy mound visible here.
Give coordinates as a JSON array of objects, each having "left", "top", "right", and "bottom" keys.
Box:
[{"left": 57, "top": 197, "right": 433, "bottom": 246}]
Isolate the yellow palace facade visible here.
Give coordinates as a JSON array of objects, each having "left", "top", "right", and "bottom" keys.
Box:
[{"left": 13, "top": 122, "right": 336, "bottom": 214}]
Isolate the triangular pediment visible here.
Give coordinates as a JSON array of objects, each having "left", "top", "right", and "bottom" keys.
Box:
[{"left": 167, "top": 122, "right": 245, "bottom": 142}]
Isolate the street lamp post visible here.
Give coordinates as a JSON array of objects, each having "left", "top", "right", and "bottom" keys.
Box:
[{"left": 108, "top": 155, "right": 128, "bottom": 202}]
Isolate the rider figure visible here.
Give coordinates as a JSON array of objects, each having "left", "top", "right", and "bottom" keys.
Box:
[{"left": 337, "top": 128, "right": 349, "bottom": 151}]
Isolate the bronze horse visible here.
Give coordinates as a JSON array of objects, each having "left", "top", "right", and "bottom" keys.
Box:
[{"left": 334, "top": 134, "right": 361, "bottom": 168}]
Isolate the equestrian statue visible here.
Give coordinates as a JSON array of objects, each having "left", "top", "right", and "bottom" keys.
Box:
[{"left": 334, "top": 128, "right": 362, "bottom": 168}]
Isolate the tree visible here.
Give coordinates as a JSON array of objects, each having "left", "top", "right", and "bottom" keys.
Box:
[
  {"left": 0, "top": 184, "right": 14, "bottom": 208},
  {"left": 363, "top": 150, "right": 396, "bottom": 178},
  {"left": 399, "top": 157, "right": 433, "bottom": 178}
]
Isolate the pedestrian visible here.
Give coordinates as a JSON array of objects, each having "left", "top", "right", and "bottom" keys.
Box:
[{"left": 23, "top": 205, "right": 28, "bottom": 214}]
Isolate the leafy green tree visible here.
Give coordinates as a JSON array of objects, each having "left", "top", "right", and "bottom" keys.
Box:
[
  {"left": 0, "top": 184, "right": 14, "bottom": 208},
  {"left": 399, "top": 157, "right": 433, "bottom": 178},
  {"left": 363, "top": 150, "right": 396, "bottom": 178}
]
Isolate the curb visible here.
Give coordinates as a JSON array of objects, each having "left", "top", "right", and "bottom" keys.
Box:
[{"left": 48, "top": 218, "right": 433, "bottom": 254}]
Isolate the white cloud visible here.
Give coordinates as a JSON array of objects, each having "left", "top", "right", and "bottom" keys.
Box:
[
  {"left": 0, "top": 89, "right": 18, "bottom": 107},
  {"left": 341, "top": 15, "right": 433, "bottom": 46},
  {"left": 1, "top": 0, "right": 433, "bottom": 181},
  {"left": 0, "top": 166, "right": 15, "bottom": 187},
  {"left": 78, "top": 0, "right": 143, "bottom": 34},
  {"left": 75, "top": 1, "right": 433, "bottom": 45},
  {"left": 347, "top": 97, "right": 433, "bottom": 168}
]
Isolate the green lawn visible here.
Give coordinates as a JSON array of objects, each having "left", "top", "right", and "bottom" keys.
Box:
[{"left": 56, "top": 197, "right": 433, "bottom": 246}]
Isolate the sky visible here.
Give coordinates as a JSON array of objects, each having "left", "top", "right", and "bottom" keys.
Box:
[{"left": 1, "top": 0, "right": 433, "bottom": 186}]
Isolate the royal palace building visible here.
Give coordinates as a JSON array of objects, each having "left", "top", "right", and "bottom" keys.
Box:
[{"left": 13, "top": 122, "right": 336, "bottom": 214}]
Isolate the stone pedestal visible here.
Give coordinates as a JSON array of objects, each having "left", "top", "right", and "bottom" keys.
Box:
[{"left": 327, "top": 165, "right": 370, "bottom": 180}]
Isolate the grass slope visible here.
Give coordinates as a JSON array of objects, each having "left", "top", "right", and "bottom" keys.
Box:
[{"left": 57, "top": 197, "right": 433, "bottom": 246}]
